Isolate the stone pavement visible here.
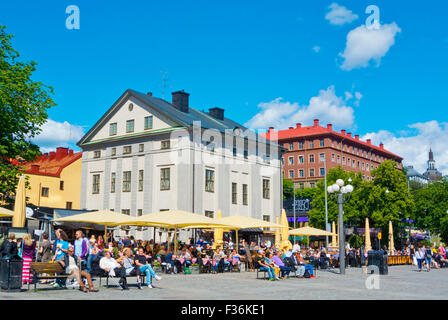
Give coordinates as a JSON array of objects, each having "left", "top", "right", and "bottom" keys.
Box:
[{"left": 1, "top": 265, "right": 447, "bottom": 300}]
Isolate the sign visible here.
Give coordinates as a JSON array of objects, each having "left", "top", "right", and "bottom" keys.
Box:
[
  {"left": 378, "top": 232, "right": 382, "bottom": 240},
  {"left": 283, "top": 197, "right": 313, "bottom": 215}
]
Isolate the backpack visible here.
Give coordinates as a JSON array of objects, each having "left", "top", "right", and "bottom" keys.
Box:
[{"left": 304, "top": 269, "right": 311, "bottom": 278}]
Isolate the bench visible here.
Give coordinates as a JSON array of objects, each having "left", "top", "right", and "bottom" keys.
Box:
[
  {"left": 29, "top": 262, "right": 70, "bottom": 292},
  {"left": 90, "top": 261, "right": 145, "bottom": 288}
]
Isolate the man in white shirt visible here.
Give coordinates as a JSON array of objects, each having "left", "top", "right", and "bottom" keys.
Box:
[
  {"left": 293, "top": 243, "right": 301, "bottom": 252},
  {"left": 99, "top": 250, "right": 128, "bottom": 289},
  {"left": 66, "top": 246, "right": 98, "bottom": 292}
]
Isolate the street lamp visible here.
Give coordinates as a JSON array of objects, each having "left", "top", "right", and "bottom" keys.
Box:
[{"left": 328, "top": 178, "right": 354, "bottom": 275}]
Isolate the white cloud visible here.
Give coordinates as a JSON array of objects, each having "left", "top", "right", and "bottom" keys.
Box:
[
  {"left": 32, "top": 119, "right": 85, "bottom": 153},
  {"left": 245, "top": 86, "right": 358, "bottom": 131},
  {"left": 362, "top": 120, "right": 448, "bottom": 174},
  {"left": 312, "top": 46, "right": 321, "bottom": 53},
  {"left": 325, "top": 3, "right": 358, "bottom": 26},
  {"left": 340, "top": 23, "right": 401, "bottom": 71}
]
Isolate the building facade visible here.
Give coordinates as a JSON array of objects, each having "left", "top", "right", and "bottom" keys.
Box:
[
  {"left": 77, "top": 89, "right": 282, "bottom": 240},
  {"left": 20, "top": 148, "right": 82, "bottom": 209},
  {"left": 263, "top": 119, "right": 403, "bottom": 189}
]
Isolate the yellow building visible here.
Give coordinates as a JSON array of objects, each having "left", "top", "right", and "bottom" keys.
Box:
[{"left": 22, "top": 147, "right": 82, "bottom": 209}]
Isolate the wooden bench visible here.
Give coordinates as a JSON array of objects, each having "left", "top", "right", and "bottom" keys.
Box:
[{"left": 29, "top": 262, "right": 70, "bottom": 292}]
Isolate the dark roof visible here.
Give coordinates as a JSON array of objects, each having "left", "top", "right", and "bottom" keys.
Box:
[{"left": 405, "top": 166, "right": 429, "bottom": 180}]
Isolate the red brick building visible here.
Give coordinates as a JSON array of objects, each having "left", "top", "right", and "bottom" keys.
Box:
[{"left": 263, "top": 119, "right": 403, "bottom": 189}]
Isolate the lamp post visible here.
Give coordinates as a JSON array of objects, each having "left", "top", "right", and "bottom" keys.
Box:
[{"left": 328, "top": 178, "right": 354, "bottom": 275}]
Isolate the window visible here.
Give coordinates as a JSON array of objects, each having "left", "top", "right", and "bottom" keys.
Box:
[
  {"left": 298, "top": 155, "right": 304, "bottom": 164},
  {"left": 126, "top": 120, "right": 134, "bottom": 133},
  {"left": 138, "top": 170, "right": 144, "bottom": 192},
  {"left": 123, "top": 146, "right": 132, "bottom": 155},
  {"left": 309, "top": 154, "right": 315, "bottom": 163},
  {"left": 59, "top": 181, "right": 64, "bottom": 191},
  {"left": 144, "top": 116, "right": 153, "bottom": 130},
  {"left": 289, "top": 170, "right": 294, "bottom": 178},
  {"left": 139, "top": 144, "right": 144, "bottom": 152},
  {"left": 310, "top": 182, "right": 315, "bottom": 188},
  {"left": 66, "top": 202, "right": 72, "bottom": 209},
  {"left": 331, "top": 154, "right": 335, "bottom": 162},
  {"left": 288, "top": 156, "right": 294, "bottom": 165},
  {"left": 289, "top": 143, "right": 293, "bottom": 151},
  {"left": 242, "top": 184, "right": 248, "bottom": 205},
  {"left": 205, "top": 211, "right": 214, "bottom": 218},
  {"left": 309, "top": 141, "right": 314, "bottom": 148},
  {"left": 161, "top": 140, "right": 170, "bottom": 150},
  {"left": 92, "top": 174, "right": 100, "bottom": 194},
  {"left": 244, "top": 137, "right": 248, "bottom": 159},
  {"left": 122, "top": 209, "right": 130, "bottom": 215},
  {"left": 281, "top": 157, "right": 285, "bottom": 165},
  {"left": 122, "top": 171, "right": 131, "bottom": 192},
  {"left": 320, "top": 139, "right": 324, "bottom": 147},
  {"left": 41, "top": 187, "right": 49, "bottom": 197},
  {"left": 319, "top": 153, "right": 325, "bottom": 162},
  {"left": 109, "top": 123, "right": 117, "bottom": 136},
  {"left": 320, "top": 168, "right": 325, "bottom": 176},
  {"left": 342, "top": 157, "right": 346, "bottom": 165},
  {"left": 357, "top": 161, "right": 360, "bottom": 168},
  {"left": 299, "top": 169, "right": 304, "bottom": 177},
  {"left": 137, "top": 209, "right": 143, "bottom": 217},
  {"left": 262, "top": 179, "right": 270, "bottom": 199},
  {"left": 111, "top": 148, "right": 116, "bottom": 156},
  {"left": 353, "top": 159, "right": 355, "bottom": 167},
  {"left": 310, "top": 168, "right": 315, "bottom": 177},
  {"left": 347, "top": 158, "right": 351, "bottom": 167},
  {"left": 160, "top": 168, "right": 170, "bottom": 190},
  {"left": 299, "top": 142, "right": 304, "bottom": 150},
  {"left": 111, "top": 172, "right": 116, "bottom": 193},
  {"left": 93, "top": 150, "right": 101, "bottom": 159},
  {"left": 362, "top": 163, "right": 365, "bottom": 171},
  {"left": 262, "top": 215, "right": 270, "bottom": 231},
  {"left": 233, "top": 136, "right": 237, "bottom": 157},
  {"left": 337, "top": 155, "right": 340, "bottom": 164},
  {"left": 205, "top": 169, "right": 215, "bottom": 192},
  {"left": 232, "top": 183, "right": 237, "bottom": 204},
  {"left": 299, "top": 183, "right": 304, "bottom": 189}
]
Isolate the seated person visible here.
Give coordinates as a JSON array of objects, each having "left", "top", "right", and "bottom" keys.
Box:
[
  {"left": 66, "top": 246, "right": 98, "bottom": 292},
  {"left": 180, "top": 248, "right": 192, "bottom": 273},
  {"left": 99, "top": 250, "right": 128, "bottom": 290},
  {"left": 213, "top": 247, "right": 230, "bottom": 273},
  {"left": 134, "top": 247, "right": 161, "bottom": 289},
  {"left": 272, "top": 250, "right": 291, "bottom": 278},
  {"left": 229, "top": 249, "right": 241, "bottom": 267},
  {"left": 257, "top": 250, "right": 276, "bottom": 280},
  {"left": 295, "top": 250, "right": 315, "bottom": 278}
]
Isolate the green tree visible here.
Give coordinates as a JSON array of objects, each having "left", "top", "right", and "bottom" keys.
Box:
[
  {"left": 282, "top": 178, "right": 294, "bottom": 200},
  {"left": 0, "top": 25, "right": 56, "bottom": 202}
]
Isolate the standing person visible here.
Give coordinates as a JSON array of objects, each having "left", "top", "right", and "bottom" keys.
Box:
[
  {"left": 73, "top": 230, "right": 89, "bottom": 270},
  {"left": 37, "top": 232, "right": 52, "bottom": 284},
  {"left": 20, "top": 233, "right": 36, "bottom": 285},
  {"left": 425, "top": 245, "right": 432, "bottom": 272},
  {"left": 86, "top": 239, "right": 97, "bottom": 274},
  {"left": 415, "top": 246, "right": 424, "bottom": 272},
  {"left": 97, "top": 235, "right": 104, "bottom": 250},
  {"left": 51, "top": 229, "right": 69, "bottom": 288},
  {"left": 0, "top": 233, "right": 18, "bottom": 258}
]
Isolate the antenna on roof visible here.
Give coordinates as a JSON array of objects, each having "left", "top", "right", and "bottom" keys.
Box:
[{"left": 160, "top": 70, "right": 172, "bottom": 100}]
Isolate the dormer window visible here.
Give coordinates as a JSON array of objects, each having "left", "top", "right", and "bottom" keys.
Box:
[{"left": 126, "top": 120, "right": 134, "bottom": 133}]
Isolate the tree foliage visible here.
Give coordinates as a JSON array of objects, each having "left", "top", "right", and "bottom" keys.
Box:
[{"left": 0, "top": 25, "right": 55, "bottom": 202}]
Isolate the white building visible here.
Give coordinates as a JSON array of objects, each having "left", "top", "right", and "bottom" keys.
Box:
[{"left": 77, "top": 89, "right": 282, "bottom": 241}]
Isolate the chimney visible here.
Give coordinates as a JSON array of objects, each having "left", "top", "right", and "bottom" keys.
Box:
[
  {"left": 49, "top": 152, "right": 56, "bottom": 160},
  {"left": 380, "top": 143, "right": 384, "bottom": 149},
  {"left": 347, "top": 132, "right": 352, "bottom": 138},
  {"left": 147, "top": 92, "right": 152, "bottom": 96},
  {"left": 341, "top": 129, "right": 346, "bottom": 135},
  {"left": 296, "top": 123, "right": 301, "bottom": 129},
  {"left": 268, "top": 127, "right": 274, "bottom": 133},
  {"left": 327, "top": 124, "right": 333, "bottom": 130},
  {"left": 313, "top": 119, "right": 319, "bottom": 127},
  {"left": 56, "top": 147, "right": 68, "bottom": 161},
  {"left": 209, "top": 107, "right": 224, "bottom": 121},
  {"left": 31, "top": 164, "right": 40, "bottom": 173},
  {"left": 289, "top": 127, "right": 293, "bottom": 130},
  {"left": 69, "top": 150, "right": 74, "bottom": 156},
  {"left": 355, "top": 135, "right": 359, "bottom": 140},
  {"left": 367, "top": 139, "right": 371, "bottom": 145},
  {"left": 171, "top": 90, "right": 190, "bottom": 113}
]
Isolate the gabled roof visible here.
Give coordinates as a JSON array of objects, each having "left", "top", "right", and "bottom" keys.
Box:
[
  {"left": 77, "top": 89, "right": 252, "bottom": 147},
  {"left": 261, "top": 122, "right": 402, "bottom": 160},
  {"left": 405, "top": 166, "right": 429, "bottom": 180}
]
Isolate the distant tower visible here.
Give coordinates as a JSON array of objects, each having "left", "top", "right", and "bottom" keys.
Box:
[{"left": 423, "top": 147, "right": 442, "bottom": 181}]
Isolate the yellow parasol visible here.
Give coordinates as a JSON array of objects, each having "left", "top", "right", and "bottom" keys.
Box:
[
  {"left": 331, "top": 221, "right": 337, "bottom": 248},
  {"left": 289, "top": 226, "right": 335, "bottom": 237},
  {"left": 275, "top": 216, "right": 281, "bottom": 248},
  {"left": 0, "top": 207, "right": 14, "bottom": 218},
  {"left": 12, "top": 175, "right": 26, "bottom": 228},
  {"left": 213, "top": 210, "right": 223, "bottom": 249},
  {"left": 280, "top": 209, "right": 292, "bottom": 250},
  {"left": 388, "top": 220, "right": 395, "bottom": 254},
  {"left": 365, "top": 217, "right": 372, "bottom": 252}
]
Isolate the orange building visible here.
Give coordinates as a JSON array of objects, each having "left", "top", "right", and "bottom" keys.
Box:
[
  {"left": 263, "top": 119, "right": 403, "bottom": 189},
  {"left": 20, "top": 147, "right": 82, "bottom": 209}
]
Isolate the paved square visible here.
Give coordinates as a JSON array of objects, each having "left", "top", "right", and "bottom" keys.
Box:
[{"left": 1, "top": 265, "right": 447, "bottom": 300}]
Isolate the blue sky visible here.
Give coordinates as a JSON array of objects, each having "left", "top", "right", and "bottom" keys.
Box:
[{"left": 1, "top": 0, "right": 447, "bottom": 173}]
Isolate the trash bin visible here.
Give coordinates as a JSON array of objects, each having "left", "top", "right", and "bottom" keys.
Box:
[
  {"left": 0, "top": 255, "right": 23, "bottom": 292},
  {"left": 367, "top": 250, "right": 388, "bottom": 275}
]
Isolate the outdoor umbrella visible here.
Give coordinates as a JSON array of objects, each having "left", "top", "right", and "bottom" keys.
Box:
[
  {"left": 289, "top": 226, "right": 335, "bottom": 237},
  {"left": 12, "top": 175, "right": 26, "bottom": 228},
  {"left": 213, "top": 210, "right": 223, "bottom": 249},
  {"left": 331, "top": 221, "right": 337, "bottom": 248},
  {"left": 280, "top": 209, "right": 292, "bottom": 250},
  {"left": 388, "top": 220, "right": 395, "bottom": 254},
  {"left": 0, "top": 207, "right": 14, "bottom": 218},
  {"left": 275, "top": 216, "right": 281, "bottom": 247},
  {"left": 365, "top": 217, "right": 372, "bottom": 252}
]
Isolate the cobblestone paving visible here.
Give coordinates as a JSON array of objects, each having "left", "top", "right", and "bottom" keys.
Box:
[{"left": 1, "top": 265, "right": 447, "bottom": 300}]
